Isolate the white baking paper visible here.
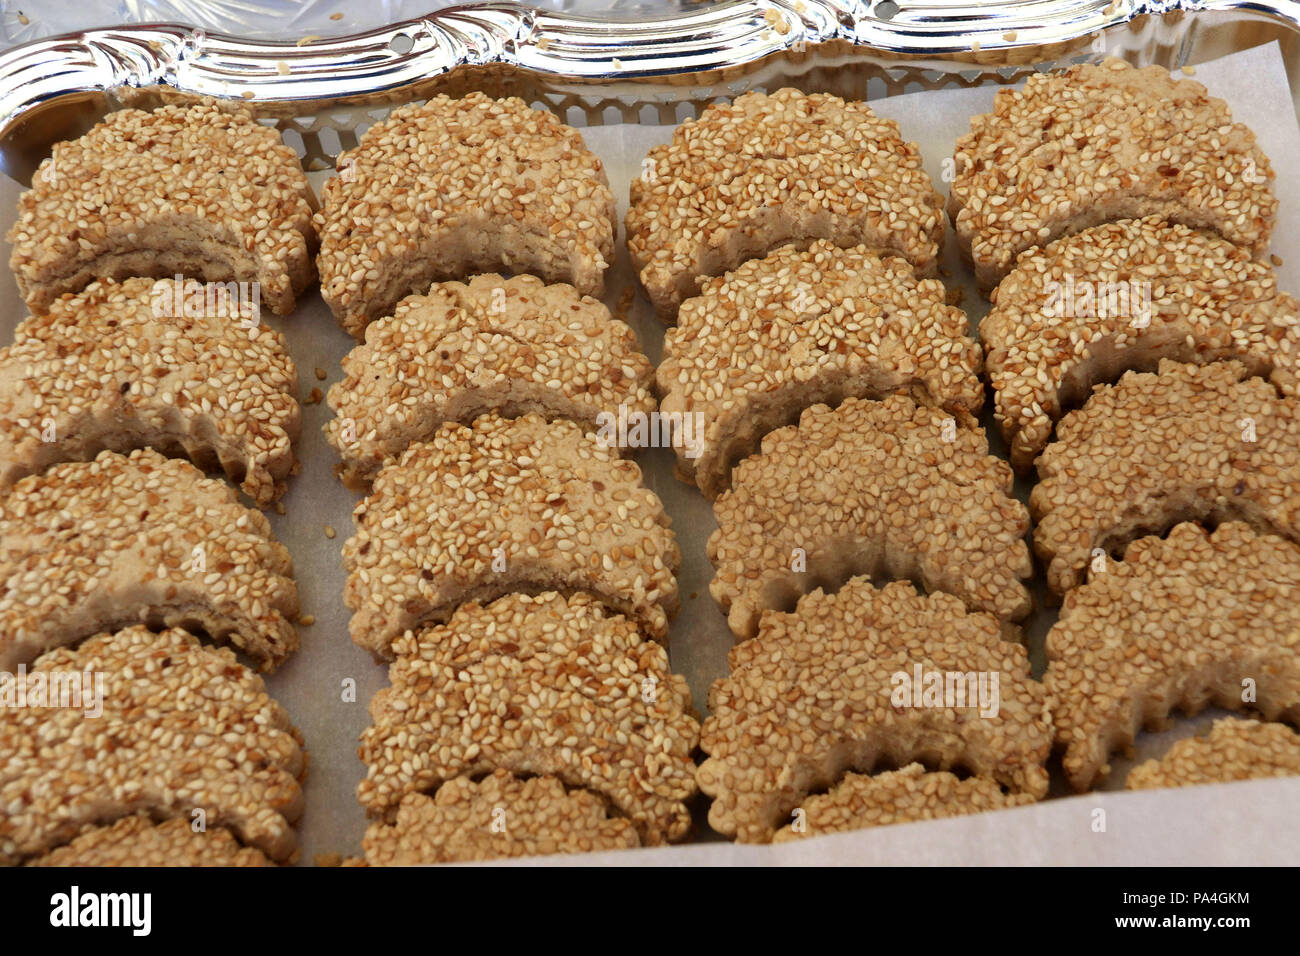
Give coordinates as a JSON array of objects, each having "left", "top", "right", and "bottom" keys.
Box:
[{"left": 2, "top": 41, "right": 1297, "bottom": 866}]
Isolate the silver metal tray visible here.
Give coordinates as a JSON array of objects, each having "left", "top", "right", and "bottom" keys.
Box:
[
  {"left": 2, "top": 1, "right": 1300, "bottom": 180},
  {"left": 1, "top": 2, "right": 1298, "bottom": 865}
]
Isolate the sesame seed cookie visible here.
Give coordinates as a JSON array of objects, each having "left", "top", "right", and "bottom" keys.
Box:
[
  {"left": 984, "top": 218, "right": 1300, "bottom": 472},
  {"left": 1031, "top": 359, "right": 1300, "bottom": 595},
  {"left": 1126, "top": 719, "right": 1300, "bottom": 790},
  {"left": 357, "top": 591, "right": 700, "bottom": 844},
  {"left": 628, "top": 88, "right": 945, "bottom": 322},
  {"left": 361, "top": 770, "right": 640, "bottom": 865},
  {"left": 660, "top": 241, "right": 983, "bottom": 498},
  {"left": 26, "top": 815, "right": 275, "bottom": 867},
  {"left": 316, "top": 92, "right": 616, "bottom": 339},
  {"left": 0, "top": 277, "right": 301, "bottom": 507},
  {"left": 1045, "top": 522, "right": 1300, "bottom": 790},
  {"left": 0, "top": 449, "right": 299, "bottom": 672},
  {"left": 326, "top": 273, "right": 654, "bottom": 488},
  {"left": 771, "top": 764, "right": 1036, "bottom": 842},
  {"left": 709, "top": 394, "right": 1032, "bottom": 640},
  {"left": 0, "top": 625, "right": 306, "bottom": 864},
  {"left": 8, "top": 103, "right": 316, "bottom": 316},
  {"left": 950, "top": 59, "right": 1277, "bottom": 292},
  {"left": 698, "top": 577, "right": 1051, "bottom": 843},
  {"left": 343, "top": 412, "right": 678, "bottom": 659}
]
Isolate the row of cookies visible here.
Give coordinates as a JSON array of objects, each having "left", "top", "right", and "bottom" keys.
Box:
[
  {"left": 306, "top": 103, "right": 688, "bottom": 857},
  {"left": 0, "top": 453, "right": 308, "bottom": 865},
  {"left": 621, "top": 84, "right": 1036, "bottom": 842},
  {"left": 1, "top": 108, "right": 316, "bottom": 863},
  {"left": 300, "top": 94, "right": 699, "bottom": 862},
  {"left": 966, "top": 67, "right": 1300, "bottom": 796},
  {"left": 962, "top": 63, "right": 1300, "bottom": 790},
  {"left": 337, "top": 412, "right": 697, "bottom": 862}
]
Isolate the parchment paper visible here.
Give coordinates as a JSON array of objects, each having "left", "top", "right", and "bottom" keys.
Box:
[{"left": 2, "top": 41, "right": 1297, "bottom": 865}]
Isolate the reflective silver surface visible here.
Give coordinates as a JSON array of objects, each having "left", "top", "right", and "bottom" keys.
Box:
[{"left": 1, "top": 0, "right": 1298, "bottom": 182}]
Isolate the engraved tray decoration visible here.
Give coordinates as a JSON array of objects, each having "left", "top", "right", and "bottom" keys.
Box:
[{"left": 1, "top": 1, "right": 1299, "bottom": 180}]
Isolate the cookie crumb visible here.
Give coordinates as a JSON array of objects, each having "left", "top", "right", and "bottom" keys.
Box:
[{"left": 314, "top": 366, "right": 327, "bottom": 381}]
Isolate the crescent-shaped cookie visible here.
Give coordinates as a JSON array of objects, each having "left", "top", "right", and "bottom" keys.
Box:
[
  {"left": 9, "top": 103, "right": 315, "bottom": 316},
  {"left": 357, "top": 591, "right": 699, "bottom": 844},
  {"left": 709, "top": 395, "right": 1032, "bottom": 640},
  {"left": 0, "top": 277, "right": 301, "bottom": 506},
  {"left": 343, "top": 412, "right": 678, "bottom": 659},
  {"left": 771, "top": 764, "right": 1035, "bottom": 842},
  {"left": 660, "top": 240, "right": 983, "bottom": 498},
  {"left": 950, "top": 60, "right": 1276, "bottom": 292},
  {"left": 1031, "top": 360, "right": 1300, "bottom": 595},
  {"left": 698, "top": 577, "right": 1051, "bottom": 843},
  {"left": 316, "top": 93, "right": 615, "bottom": 339},
  {"left": 26, "top": 815, "right": 275, "bottom": 867},
  {"left": 1045, "top": 522, "right": 1300, "bottom": 790},
  {"left": 326, "top": 273, "right": 654, "bottom": 487},
  {"left": 1126, "top": 719, "right": 1300, "bottom": 790},
  {"left": 361, "top": 770, "right": 640, "bottom": 865},
  {"left": 0, "top": 626, "right": 305, "bottom": 864},
  {"left": 628, "top": 88, "right": 944, "bottom": 321},
  {"left": 984, "top": 218, "right": 1300, "bottom": 472},
  {"left": 0, "top": 449, "right": 299, "bottom": 672}
]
